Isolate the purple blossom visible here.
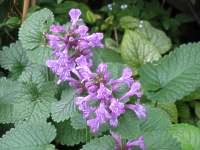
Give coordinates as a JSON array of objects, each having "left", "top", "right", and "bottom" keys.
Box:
[
  {"left": 46, "top": 8, "right": 103, "bottom": 86},
  {"left": 119, "top": 82, "right": 143, "bottom": 101},
  {"left": 126, "top": 136, "right": 146, "bottom": 150},
  {"left": 126, "top": 100, "right": 146, "bottom": 118},
  {"left": 75, "top": 63, "right": 146, "bottom": 132},
  {"left": 96, "top": 83, "right": 112, "bottom": 99},
  {"left": 111, "top": 131, "right": 146, "bottom": 150},
  {"left": 69, "top": 8, "right": 81, "bottom": 26},
  {"left": 46, "top": 8, "right": 146, "bottom": 134}
]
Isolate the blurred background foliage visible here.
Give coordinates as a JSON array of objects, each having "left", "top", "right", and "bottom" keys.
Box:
[{"left": 1, "top": 0, "right": 200, "bottom": 47}]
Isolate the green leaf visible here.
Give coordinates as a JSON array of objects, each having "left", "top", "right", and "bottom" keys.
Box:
[
  {"left": 107, "top": 62, "right": 126, "bottom": 79},
  {"left": 121, "top": 30, "right": 161, "bottom": 71},
  {"left": 139, "top": 107, "right": 171, "bottom": 134},
  {"left": 81, "top": 135, "right": 115, "bottom": 150},
  {"left": 120, "top": 16, "right": 171, "bottom": 54},
  {"left": 0, "top": 78, "right": 22, "bottom": 104},
  {"left": 6, "top": 17, "right": 20, "bottom": 26},
  {"left": 0, "top": 102, "right": 31, "bottom": 124},
  {"left": 19, "top": 8, "right": 54, "bottom": 65},
  {"left": 70, "top": 112, "right": 87, "bottom": 130},
  {"left": 0, "top": 41, "right": 30, "bottom": 79},
  {"left": 92, "top": 48, "right": 122, "bottom": 69},
  {"left": 112, "top": 110, "right": 140, "bottom": 139},
  {"left": 86, "top": 10, "right": 96, "bottom": 24},
  {"left": 18, "top": 81, "right": 56, "bottom": 122},
  {"left": 135, "top": 21, "right": 171, "bottom": 54},
  {"left": 0, "top": 121, "right": 56, "bottom": 150},
  {"left": 170, "top": 124, "right": 200, "bottom": 150},
  {"left": 26, "top": 46, "right": 52, "bottom": 65},
  {"left": 51, "top": 87, "right": 77, "bottom": 122},
  {"left": 56, "top": 120, "right": 88, "bottom": 146},
  {"left": 140, "top": 42, "right": 200, "bottom": 102},
  {"left": 18, "top": 64, "right": 53, "bottom": 82},
  {"left": 120, "top": 16, "right": 140, "bottom": 29},
  {"left": 0, "top": 68, "right": 56, "bottom": 124},
  {"left": 144, "top": 131, "right": 181, "bottom": 150},
  {"left": 158, "top": 103, "right": 178, "bottom": 123}
]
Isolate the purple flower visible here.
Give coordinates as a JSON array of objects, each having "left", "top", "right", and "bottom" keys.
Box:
[
  {"left": 46, "top": 8, "right": 104, "bottom": 85},
  {"left": 87, "top": 118, "right": 100, "bottom": 133},
  {"left": 50, "top": 24, "right": 65, "bottom": 33},
  {"left": 69, "top": 8, "right": 81, "bottom": 26},
  {"left": 109, "top": 98, "right": 125, "bottom": 117},
  {"left": 111, "top": 131, "right": 146, "bottom": 150},
  {"left": 97, "top": 83, "right": 112, "bottom": 100},
  {"left": 75, "top": 95, "right": 92, "bottom": 118},
  {"left": 126, "top": 100, "right": 146, "bottom": 118},
  {"left": 119, "top": 82, "right": 143, "bottom": 101},
  {"left": 110, "top": 131, "right": 122, "bottom": 150},
  {"left": 74, "top": 63, "right": 146, "bottom": 132},
  {"left": 126, "top": 136, "right": 146, "bottom": 150}
]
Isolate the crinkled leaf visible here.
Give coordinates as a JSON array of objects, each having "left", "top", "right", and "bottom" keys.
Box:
[
  {"left": 121, "top": 30, "right": 161, "bottom": 71},
  {"left": 18, "top": 81, "right": 56, "bottom": 122},
  {"left": 144, "top": 131, "right": 181, "bottom": 150},
  {"left": 56, "top": 120, "right": 88, "bottom": 146},
  {"left": 0, "top": 78, "right": 22, "bottom": 104},
  {"left": 0, "top": 102, "right": 31, "bottom": 124},
  {"left": 139, "top": 42, "right": 200, "bottom": 102},
  {"left": 70, "top": 112, "right": 87, "bottom": 130},
  {"left": 0, "top": 41, "right": 30, "bottom": 79},
  {"left": 120, "top": 16, "right": 171, "bottom": 54},
  {"left": 139, "top": 107, "right": 171, "bottom": 134},
  {"left": 19, "top": 8, "right": 54, "bottom": 49},
  {"left": 170, "top": 124, "right": 200, "bottom": 150},
  {"left": 0, "top": 68, "right": 56, "bottom": 124},
  {"left": 112, "top": 110, "right": 140, "bottom": 140},
  {"left": 81, "top": 135, "right": 115, "bottom": 150},
  {"left": 0, "top": 121, "right": 56, "bottom": 150},
  {"left": 51, "top": 87, "right": 77, "bottom": 122},
  {"left": 135, "top": 20, "right": 171, "bottom": 54},
  {"left": 26, "top": 46, "right": 52, "bottom": 65},
  {"left": 18, "top": 64, "right": 54, "bottom": 82},
  {"left": 120, "top": 16, "right": 140, "bottom": 29},
  {"left": 19, "top": 8, "right": 54, "bottom": 65}
]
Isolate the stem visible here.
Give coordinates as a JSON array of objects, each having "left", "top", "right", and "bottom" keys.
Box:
[
  {"left": 114, "top": 27, "right": 119, "bottom": 46},
  {"left": 22, "top": 0, "right": 30, "bottom": 21},
  {"left": 85, "top": 127, "right": 88, "bottom": 142},
  {"left": 5, "top": 28, "right": 15, "bottom": 41}
]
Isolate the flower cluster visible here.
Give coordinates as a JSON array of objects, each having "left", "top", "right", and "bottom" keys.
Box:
[
  {"left": 46, "top": 8, "right": 103, "bottom": 86},
  {"left": 46, "top": 8, "right": 146, "bottom": 149},
  {"left": 111, "top": 131, "right": 146, "bottom": 150},
  {"left": 75, "top": 62, "right": 146, "bottom": 132}
]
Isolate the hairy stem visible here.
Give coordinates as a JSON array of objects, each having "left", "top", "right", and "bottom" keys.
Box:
[{"left": 22, "top": 0, "right": 30, "bottom": 21}]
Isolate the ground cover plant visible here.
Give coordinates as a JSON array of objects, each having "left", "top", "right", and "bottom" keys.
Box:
[{"left": 1, "top": 0, "right": 200, "bottom": 150}]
